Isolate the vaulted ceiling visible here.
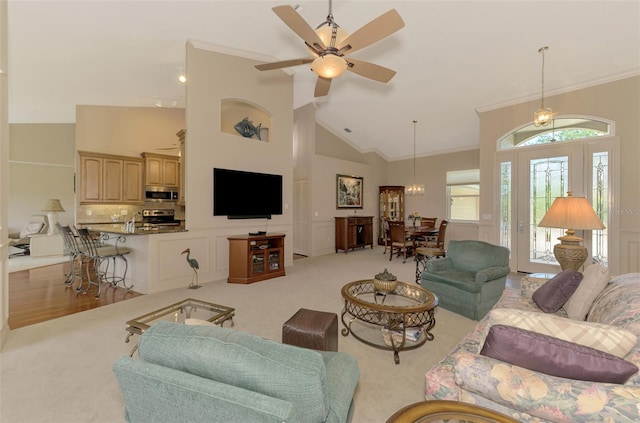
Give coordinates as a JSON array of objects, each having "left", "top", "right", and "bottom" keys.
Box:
[{"left": 7, "top": 1, "right": 640, "bottom": 160}]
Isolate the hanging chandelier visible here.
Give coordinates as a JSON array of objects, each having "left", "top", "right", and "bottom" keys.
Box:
[
  {"left": 533, "top": 46, "right": 553, "bottom": 127},
  {"left": 405, "top": 120, "right": 424, "bottom": 196}
]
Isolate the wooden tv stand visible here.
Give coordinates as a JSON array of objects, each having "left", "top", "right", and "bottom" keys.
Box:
[{"left": 227, "top": 233, "right": 286, "bottom": 284}]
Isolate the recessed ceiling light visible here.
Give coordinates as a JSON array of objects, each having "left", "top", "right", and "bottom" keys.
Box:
[{"left": 344, "top": 128, "right": 352, "bottom": 133}]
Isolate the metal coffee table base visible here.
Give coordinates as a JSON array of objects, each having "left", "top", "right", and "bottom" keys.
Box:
[{"left": 341, "top": 280, "right": 437, "bottom": 364}]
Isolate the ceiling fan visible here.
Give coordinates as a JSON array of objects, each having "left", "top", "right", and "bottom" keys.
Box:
[
  {"left": 156, "top": 143, "right": 182, "bottom": 156},
  {"left": 255, "top": 0, "right": 405, "bottom": 97}
]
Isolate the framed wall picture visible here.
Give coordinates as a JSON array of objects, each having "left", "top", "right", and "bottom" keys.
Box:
[{"left": 336, "top": 174, "right": 363, "bottom": 209}]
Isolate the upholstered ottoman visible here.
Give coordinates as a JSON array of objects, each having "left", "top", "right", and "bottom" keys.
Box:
[{"left": 282, "top": 308, "right": 338, "bottom": 351}]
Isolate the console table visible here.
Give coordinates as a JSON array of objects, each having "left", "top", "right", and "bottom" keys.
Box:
[
  {"left": 227, "top": 233, "right": 285, "bottom": 284},
  {"left": 335, "top": 216, "right": 374, "bottom": 253}
]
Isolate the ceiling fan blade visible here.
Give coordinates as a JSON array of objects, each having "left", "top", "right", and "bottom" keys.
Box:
[
  {"left": 272, "top": 5, "right": 326, "bottom": 51},
  {"left": 346, "top": 58, "right": 396, "bottom": 83},
  {"left": 255, "top": 58, "right": 313, "bottom": 71},
  {"left": 337, "top": 9, "right": 405, "bottom": 55},
  {"left": 314, "top": 77, "right": 332, "bottom": 97}
]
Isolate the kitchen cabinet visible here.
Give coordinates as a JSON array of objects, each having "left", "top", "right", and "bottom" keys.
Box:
[
  {"left": 141, "top": 152, "right": 179, "bottom": 188},
  {"left": 78, "top": 151, "right": 144, "bottom": 204},
  {"left": 379, "top": 186, "right": 404, "bottom": 245},
  {"left": 335, "top": 216, "right": 374, "bottom": 253},
  {"left": 227, "top": 233, "right": 286, "bottom": 284},
  {"left": 122, "top": 159, "right": 145, "bottom": 203}
]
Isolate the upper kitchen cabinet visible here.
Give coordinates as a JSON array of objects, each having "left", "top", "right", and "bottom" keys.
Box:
[
  {"left": 78, "top": 151, "right": 144, "bottom": 204},
  {"left": 141, "top": 152, "right": 180, "bottom": 188}
]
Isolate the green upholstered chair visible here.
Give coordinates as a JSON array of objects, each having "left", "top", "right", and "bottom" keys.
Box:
[
  {"left": 113, "top": 321, "right": 360, "bottom": 423},
  {"left": 420, "top": 240, "right": 510, "bottom": 320}
]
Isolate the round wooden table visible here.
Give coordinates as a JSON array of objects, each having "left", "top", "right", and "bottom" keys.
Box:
[{"left": 341, "top": 279, "right": 438, "bottom": 364}]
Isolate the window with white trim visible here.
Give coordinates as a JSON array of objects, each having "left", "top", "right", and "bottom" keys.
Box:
[{"left": 447, "top": 169, "right": 480, "bottom": 222}]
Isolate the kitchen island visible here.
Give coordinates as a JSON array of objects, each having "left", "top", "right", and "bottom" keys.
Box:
[{"left": 79, "top": 223, "right": 209, "bottom": 295}]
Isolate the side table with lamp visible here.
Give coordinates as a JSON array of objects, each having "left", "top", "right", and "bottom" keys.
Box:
[
  {"left": 30, "top": 199, "right": 66, "bottom": 257},
  {"left": 41, "top": 198, "right": 65, "bottom": 235},
  {"left": 538, "top": 191, "right": 605, "bottom": 271}
]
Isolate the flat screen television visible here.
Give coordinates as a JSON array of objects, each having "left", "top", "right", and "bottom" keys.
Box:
[{"left": 213, "top": 168, "right": 283, "bottom": 219}]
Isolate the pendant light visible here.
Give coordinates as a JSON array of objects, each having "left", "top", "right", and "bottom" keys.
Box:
[
  {"left": 405, "top": 120, "right": 424, "bottom": 196},
  {"left": 533, "top": 46, "right": 553, "bottom": 127}
]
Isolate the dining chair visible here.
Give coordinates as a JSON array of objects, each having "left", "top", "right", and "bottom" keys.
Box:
[
  {"left": 414, "top": 220, "right": 448, "bottom": 283},
  {"left": 76, "top": 228, "right": 133, "bottom": 298},
  {"left": 420, "top": 217, "right": 437, "bottom": 228},
  {"left": 382, "top": 218, "right": 392, "bottom": 255},
  {"left": 388, "top": 221, "right": 413, "bottom": 263},
  {"left": 58, "top": 224, "right": 85, "bottom": 289},
  {"left": 414, "top": 217, "right": 438, "bottom": 246},
  {"left": 423, "top": 219, "right": 448, "bottom": 251}
]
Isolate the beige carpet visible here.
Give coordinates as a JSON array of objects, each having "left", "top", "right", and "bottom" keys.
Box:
[{"left": 0, "top": 247, "right": 476, "bottom": 423}]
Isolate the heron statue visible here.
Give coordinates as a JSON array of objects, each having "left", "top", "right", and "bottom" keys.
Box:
[{"left": 181, "top": 248, "right": 200, "bottom": 289}]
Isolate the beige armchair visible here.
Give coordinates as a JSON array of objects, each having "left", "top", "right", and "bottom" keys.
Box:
[{"left": 9, "top": 215, "right": 49, "bottom": 247}]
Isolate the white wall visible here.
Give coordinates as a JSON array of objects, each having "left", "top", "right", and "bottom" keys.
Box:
[
  {"left": 8, "top": 124, "right": 75, "bottom": 234},
  {"left": 184, "top": 41, "right": 294, "bottom": 280}
]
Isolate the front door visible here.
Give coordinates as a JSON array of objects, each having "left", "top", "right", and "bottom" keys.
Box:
[{"left": 498, "top": 137, "right": 616, "bottom": 274}]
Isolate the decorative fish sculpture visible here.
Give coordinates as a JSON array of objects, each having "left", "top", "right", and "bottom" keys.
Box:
[{"left": 234, "top": 117, "right": 262, "bottom": 140}]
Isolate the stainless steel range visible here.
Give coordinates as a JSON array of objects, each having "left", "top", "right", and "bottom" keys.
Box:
[{"left": 141, "top": 209, "right": 181, "bottom": 226}]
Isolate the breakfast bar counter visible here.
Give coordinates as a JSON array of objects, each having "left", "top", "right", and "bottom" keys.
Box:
[
  {"left": 80, "top": 223, "right": 187, "bottom": 235},
  {"left": 75, "top": 223, "right": 209, "bottom": 295}
]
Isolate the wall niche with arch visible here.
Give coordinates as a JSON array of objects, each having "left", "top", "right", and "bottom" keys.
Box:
[{"left": 221, "top": 99, "right": 271, "bottom": 142}]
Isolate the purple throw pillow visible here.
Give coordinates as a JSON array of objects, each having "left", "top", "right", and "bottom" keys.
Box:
[
  {"left": 480, "top": 325, "right": 638, "bottom": 384},
  {"left": 532, "top": 269, "right": 583, "bottom": 312}
]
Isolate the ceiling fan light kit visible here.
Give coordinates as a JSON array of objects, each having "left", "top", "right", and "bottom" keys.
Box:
[
  {"left": 255, "top": 0, "right": 404, "bottom": 97},
  {"left": 311, "top": 54, "right": 347, "bottom": 79}
]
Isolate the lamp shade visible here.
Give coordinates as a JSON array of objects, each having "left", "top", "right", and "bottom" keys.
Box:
[
  {"left": 538, "top": 191, "right": 605, "bottom": 271},
  {"left": 41, "top": 199, "right": 65, "bottom": 212},
  {"left": 538, "top": 192, "right": 604, "bottom": 230}
]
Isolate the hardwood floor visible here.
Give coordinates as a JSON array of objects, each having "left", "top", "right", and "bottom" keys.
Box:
[{"left": 8, "top": 261, "right": 142, "bottom": 329}]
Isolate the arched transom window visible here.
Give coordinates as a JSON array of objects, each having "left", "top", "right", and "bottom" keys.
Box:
[{"left": 499, "top": 118, "right": 611, "bottom": 150}]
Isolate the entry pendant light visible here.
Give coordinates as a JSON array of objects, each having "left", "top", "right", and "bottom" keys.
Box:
[
  {"left": 405, "top": 120, "right": 424, "bottom": 196},
  {"left": 534, "top": 46, "right": 553, "bottom": 127}
]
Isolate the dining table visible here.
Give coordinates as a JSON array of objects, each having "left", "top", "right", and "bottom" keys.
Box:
[{"left": 405, "top": 226, "right": 438, "bottom": 241}]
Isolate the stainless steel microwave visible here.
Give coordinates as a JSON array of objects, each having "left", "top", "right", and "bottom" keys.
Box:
[{"left": 145, "top": 186, "right": 178, "bottom": 202}]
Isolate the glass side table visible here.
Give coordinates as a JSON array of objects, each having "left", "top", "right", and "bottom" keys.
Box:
[{"left": 125, "top": 298, "right": 235, "bottom": 355}]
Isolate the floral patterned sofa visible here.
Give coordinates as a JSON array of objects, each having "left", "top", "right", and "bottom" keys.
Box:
[{"left": 424, "top": 272, "right": 640, "bottom": 422}]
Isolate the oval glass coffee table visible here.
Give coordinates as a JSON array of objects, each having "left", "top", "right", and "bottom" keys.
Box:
[{"left": 341, "top": 279, "right": 438, "bottom": 364}]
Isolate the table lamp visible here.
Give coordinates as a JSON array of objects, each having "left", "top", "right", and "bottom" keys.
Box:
[
  {"left": 41, "top": 199, "right": 65, "bottom": 235},
  {"left": 538, "top": 191, "right": 605, "bottom": 271}
]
